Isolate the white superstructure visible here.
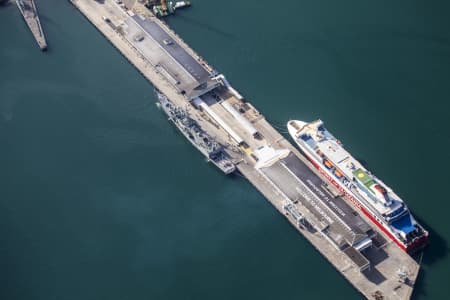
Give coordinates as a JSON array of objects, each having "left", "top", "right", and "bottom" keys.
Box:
[{"left": 288, "top": 119, "right": 428, "bottom": 253}]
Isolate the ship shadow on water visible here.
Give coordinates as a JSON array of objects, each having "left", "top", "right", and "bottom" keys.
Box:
[
  {"left": 411, "top": 216, "right": 449, "bottom": 299},
  {"left": 416, "top": 216, "right": 449, "bottom": 266}
]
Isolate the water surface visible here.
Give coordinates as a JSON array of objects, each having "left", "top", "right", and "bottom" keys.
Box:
[{"left": 1, "top": 1, "right": 450, "bottom": 299}]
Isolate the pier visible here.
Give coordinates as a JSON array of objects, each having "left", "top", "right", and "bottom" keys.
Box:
[
  {"left": 69, "top": 0, "right": 421, "bottom": 298},
  {"left": 16, "top": 0, "right": 47, "bottom": 50}
]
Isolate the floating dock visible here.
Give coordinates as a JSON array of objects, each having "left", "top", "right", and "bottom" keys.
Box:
[
  {"left": 16, "top": 0, "right": 47, "bottom": 50},
  {"left": 69, "top": 0, "right": 422, "bottom": 298}
]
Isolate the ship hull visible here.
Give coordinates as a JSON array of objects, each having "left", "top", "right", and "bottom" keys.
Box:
[
  {"left": 289, "top": 122, "right": 428, "bottom": 254},
  {"left": 157, "top": 92, "right": 235, "bottom": 175},
  {"left": 301, "top": 148, "right": 428, "bottom": 253}
]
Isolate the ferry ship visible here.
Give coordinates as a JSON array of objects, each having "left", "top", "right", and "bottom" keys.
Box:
[{"left": 287, "top": 119, "right": 428, "bottom": 253}]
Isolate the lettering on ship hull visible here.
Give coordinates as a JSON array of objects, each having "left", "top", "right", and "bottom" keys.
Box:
[{"left": 302, "top": 151, "right": 410, "bottom": 251}]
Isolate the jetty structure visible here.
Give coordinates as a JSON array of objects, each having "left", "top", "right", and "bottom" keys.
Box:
[
  {"left": 16, "top": 0, "right": 47, "bottom": 50},
  {"left": 69, "top": 0, "right": 423, "bottom": 298}
]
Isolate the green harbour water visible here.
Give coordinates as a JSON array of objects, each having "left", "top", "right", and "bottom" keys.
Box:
[{"left": 1, "top": 1, "right": 450, "bottom": 299}]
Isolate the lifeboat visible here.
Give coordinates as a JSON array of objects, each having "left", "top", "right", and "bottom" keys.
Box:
[
  {"left": 334, "top": 169, "right": 344, "bottom": 179},
  {"left": 323, "top": 159, "right": 333, "bottom": 169}
]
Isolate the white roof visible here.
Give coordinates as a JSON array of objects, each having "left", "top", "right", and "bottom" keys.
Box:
[
  {"left": 298, "top": 120, "right": 405, "bottom": 215},
  {"left": 318, "top": 140, "right": 349, "bottom": 164},
  {"left": 254, "top": 146, "right": 290, "bottom": 169}
]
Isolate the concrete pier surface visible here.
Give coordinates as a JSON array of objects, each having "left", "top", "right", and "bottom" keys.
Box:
[
  {"left": 16, "top": 0, "right": 47, "bottom": 50},
  {"left": 69, "top": 0, "right": 422, "bottom": 298}
]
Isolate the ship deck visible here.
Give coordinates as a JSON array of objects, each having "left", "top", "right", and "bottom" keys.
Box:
[
  {"left": 298, "top": 124, "right": 403, "bottom": 216},
  {"left": 282, "top": 153, "right": 373, "bottom": 235}
]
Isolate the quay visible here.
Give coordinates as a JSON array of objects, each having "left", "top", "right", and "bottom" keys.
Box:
[
  {"left": 69, "top": 0, "right": 421, "bottom": 298},
  {"left": 16, "top": 0, "right": 47, "bottom": 50}
]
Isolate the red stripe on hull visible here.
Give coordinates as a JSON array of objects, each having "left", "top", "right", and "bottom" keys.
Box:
[
  {"left": 406, "top": 234, "right": 428, "bottom": 254},
  {"left": 300, "top": 151, "right": 410, "bottom": 251}
]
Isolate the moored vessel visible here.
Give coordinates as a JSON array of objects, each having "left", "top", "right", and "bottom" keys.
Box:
[
  {"left": 157, "top": 91, "right": 236, "bottom": 175},
  {"left": 288, "top": 119, "right": 428, "bottom": 254}
]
